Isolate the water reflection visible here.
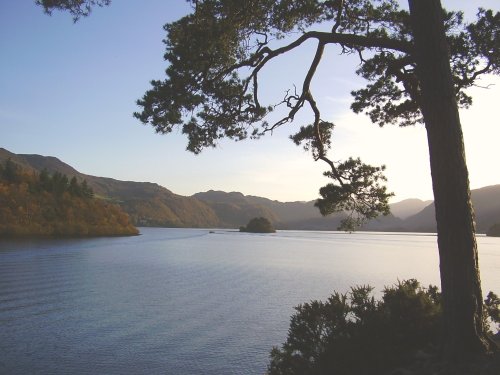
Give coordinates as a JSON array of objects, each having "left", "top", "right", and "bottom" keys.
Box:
[{"left": 0, "top": 229, "right": 498, "bottom": 374}]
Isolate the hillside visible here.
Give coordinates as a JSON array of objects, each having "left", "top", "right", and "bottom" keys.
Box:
[
  {"left": 0, "top": 158, "right": 138, "bottom": 237},
  {"left": 402, "top": 185, "right": 500, "bottom": 234},
  {"left": 2, "top": 148, "right": 500, "bottom": 232},
  {"left": 0, "top": 148, "right": 220, "bottom": 228},
  {"left": 194, "top": 190, "right": 406, "bottom": 231},
  {"left": 193, "top": 190, "right": 300, "bottom": 227},
  {"left": 193, "top": 187, "right": 500, "bottom": 233},
  {"left": 389, "top": 198, "right": 433, "bottom": 220}
]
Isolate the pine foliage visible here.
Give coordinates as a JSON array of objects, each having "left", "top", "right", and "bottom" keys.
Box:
[{"left": 268, "top": 280, "right": 499, "bottom": 375}]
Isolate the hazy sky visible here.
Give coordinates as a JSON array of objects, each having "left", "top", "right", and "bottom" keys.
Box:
[{"left": 1, "top": 0, "right": 499, "bottom": 202}]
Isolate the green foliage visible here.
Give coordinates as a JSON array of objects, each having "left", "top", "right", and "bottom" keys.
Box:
[
  {"left": 134, "top": 1, "right": 273, "bottom": 153},
  {"left": 315, "top": 157, "right": 393, "bottom": 231},
  {"left": 29, "top": 168, "right": 94, "bottom": 198},
  {"left": 350, "top": 8, "right": 500, "bottom": 127},
  {"left": 38, "top": 1, "right": 499, "bottom": 233},
  {"left": 35, "top": 0, "right": 111, "bottom": 21},
  {"left": 268, "top": 280, "right": 499, "bottom": 375},
  {"left": 0, "top": 158, "right": 21, "bottom": 183},
  {"left": 240, "top": 216, "right": 275, "bottom": 233},
  {"left": 290, "top": 122, "right": 334, "bottom": 161},
  {"left": 291, "top": 124, "right": 393, "bottom": 230},
  {"left": 484, "top": 292, "right": 500, "bottom": 330},
  {"left": 131, "top": 0, "right": 499, "bottom": 231}
]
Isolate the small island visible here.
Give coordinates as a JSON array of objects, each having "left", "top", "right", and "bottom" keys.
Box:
[{"left": 239, "top": 217, "right": 276, "bottom": 233}]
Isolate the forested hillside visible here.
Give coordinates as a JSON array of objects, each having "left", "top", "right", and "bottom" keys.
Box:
[
  {"left": 192, "top": 191, "right": 281, "bottom": 227},
  {"left": 194, "top": 190, "right": 405, "bottom": 231},
  {"left": 193, "top": 188, "right": 500, "bottom": 233},
  {"left": 0, "top": 148, "right": 219, "bottom": 228},
  {"left": 2, "top": 148, "right": 500, "bottom": 233},
  {"left": 0, "top": 159, "right": 138, "bottom": 237}
]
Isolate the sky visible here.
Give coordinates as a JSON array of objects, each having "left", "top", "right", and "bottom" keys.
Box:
[{"left": 1, "top": 0, "right": 499, "bottom": 203}]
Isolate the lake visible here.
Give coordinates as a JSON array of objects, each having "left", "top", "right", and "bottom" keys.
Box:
[{"left": 1, "top": 228, "right": 499, "bottom": 374}]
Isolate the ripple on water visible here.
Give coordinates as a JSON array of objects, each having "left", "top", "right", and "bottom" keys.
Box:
[{"left": 0, "top": 228, "right": 498, "bottom": 374}]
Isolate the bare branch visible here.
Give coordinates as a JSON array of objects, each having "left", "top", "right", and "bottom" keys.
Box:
[
  {"left": 472, "top": 83, "right": 495, "bottom": 89},
  {"left": 305, "top": 90, "right": 344, "bottom": 186},
  {"left": 461, "top": 61, "right": 493, "bottom": 87},
  {"left": 264, "top": 40, "right": 327, "bottom": 132},
  {"left": 356, "top": 48, "right": 366, "bottom": 64},
  {"left": 215, "top": 30, "right": 412, "bottom": 82}
]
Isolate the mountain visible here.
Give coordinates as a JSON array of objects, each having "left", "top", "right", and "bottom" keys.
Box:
[
  {"left": 0, "top": 156, "right": 138, "bottom": 237},
  {"left": 0, "top": 148, "right": 38, "bottom": 173},
  {"left": 194, "top": 187, "right": 500, "bottom": 233},
  {"left": 2, "top": 148, "right": 500, "bottom": 233},
  {"left": 192, "top": 191, "right": 280, "bottom": 227},
  {"left": 192, "top": 190, "right": 323, "bottom": 228},
  {"left": 470, "top": 185, "right": 500, "bottom": 233},
  {"left": 389, "top": 198, "right": 432, "bottom": 220},
  {"left": 194, "top": 190, "right": 402, "bottom": 231},
  {"left": 0, "top": 148, "right": 219, "bottom": 228},
  {"left": 402, "top": 185, "right": 500, "bottom": 234}
]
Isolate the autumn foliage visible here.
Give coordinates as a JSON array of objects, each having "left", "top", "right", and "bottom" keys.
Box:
[{"left": 0, "top": 159, "right": 138, "bottom": 237}]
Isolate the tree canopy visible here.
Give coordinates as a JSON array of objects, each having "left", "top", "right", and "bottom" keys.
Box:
[
  {"left": 36, "top": 0, "right": 110, "bottom": 21},
  {"left": 35, "top": 0, "right": 500, "bottom": 231},
  {"left": 132, "top": 0, "right": 499, "bottom": 230},
  {"left": 132, "top": 0, "right": 499, "bottom": 358},
  {"left": 36, "top": 0, "right": 500, "bottom": 362},
  {"left": 240, "top": 216, "right": 276, "bottom": 233}
]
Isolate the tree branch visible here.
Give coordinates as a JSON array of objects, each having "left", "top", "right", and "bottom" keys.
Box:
[
  {"left": 215, "top": 30, "right": 412, "bottom": 82},
  {"left": 264, "top": 40, "right": 327, "bottom": 132},
  {"left": 332, "top": 0, "right": 345, "bottom": 33}
]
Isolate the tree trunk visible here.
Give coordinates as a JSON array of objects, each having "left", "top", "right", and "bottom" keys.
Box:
[{"left": 408, "top": 0, "right": 492, "bottom": 360}]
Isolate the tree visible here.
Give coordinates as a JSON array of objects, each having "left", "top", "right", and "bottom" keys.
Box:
[
  {"left": 80, "top": 179, "right": 94, "bottom": 198},
  {"left": 134, "top": 0, "right": 499, "bottom": 360},
  {"left": 268, "top": 280, "right": 442, "bottom": 374},
  {"left": 240, "top": 217, "right": 276, "bottom": 233},
  {"left": 38, "top": 0, "right": 500, "bottom": 361},
  {"left": 268, "top": 280, "right": 499, "bottom": 374},
  {"left": 68, "top": 176, "right": 81, "bottom": 196},
  {"left": 1, "top": 159, "right": 20, "bottom": 183},
  {"left": 408, "top": 0, "right": 496, "bottom": 359},
  {"left": 36, "top": 0, "right": 110, "bottom": 21}
]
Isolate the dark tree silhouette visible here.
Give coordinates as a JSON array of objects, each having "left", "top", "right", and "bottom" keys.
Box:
[
  {"left": 240, "top": 217, "right": 276, "bottom": 233},
  {"left": 36, "top": 0, "right": 110, "bottom": 21},
  {"left": 38, "top": 0, "right": 500, "bottom": 360},
  {"left": 408, "top": 0, "right": 496, "bottom": 358},
  {"left": 133, "top": 0, "right": 499, "bottom": 359}
]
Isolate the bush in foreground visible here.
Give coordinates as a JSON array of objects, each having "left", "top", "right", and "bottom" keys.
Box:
[{"left": 268, "top": 280, "right": 499, "bottom": 375}]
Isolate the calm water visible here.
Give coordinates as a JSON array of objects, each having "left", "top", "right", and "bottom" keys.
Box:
[{"left": 1, "top": 228, "right": 499, "bottom": 374}]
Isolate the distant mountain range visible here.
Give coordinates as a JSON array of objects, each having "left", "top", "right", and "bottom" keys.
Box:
[{"left": 1, "top": 148, "right": 499, "bottom": 233}]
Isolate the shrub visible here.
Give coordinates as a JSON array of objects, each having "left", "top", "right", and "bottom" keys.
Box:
[{"left": 268, "top": 280, "right": 499, "bottom": 375}]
